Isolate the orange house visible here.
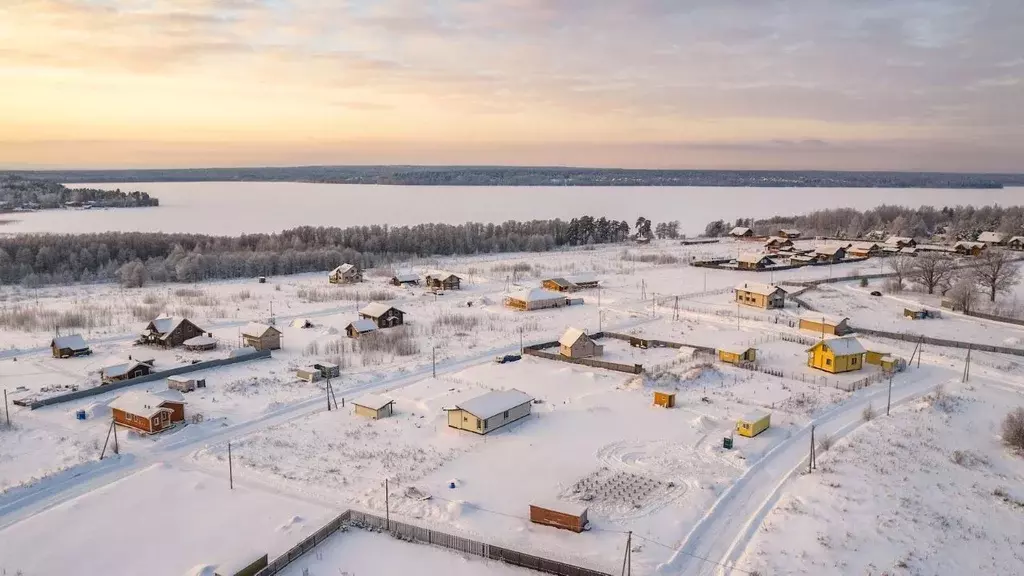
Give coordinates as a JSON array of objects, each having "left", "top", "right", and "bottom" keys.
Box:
[{"left": 109, "top": 391, "right": 186, "bottom": 434}]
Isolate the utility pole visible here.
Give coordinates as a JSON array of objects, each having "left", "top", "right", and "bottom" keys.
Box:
[
  {"left": 432, "top": 346, "right": 436, "bottom": 378},
  {"left": 3, "top": 389, "right": 9, "bottom": 427},
  {"left": 228, "top": 441, "right": 234, "bottom": 490},
  {"left": 962, "top": 346, "right": 972, "bottom": 383},
  {"left": 519, "top": 326, "right": 524, "bottom": 353},
  {"left": 385, "top": 478, "right": 390, "bottom": 531},
  {"left": 886, "top": 372, "right": 893, "bottom": 416},
  {"left": 809, "top": 424, "right": 816, "bottom": 473},
  {"left": 620, "top": 530, "right": 632, "bottom": 576},
  {"left": 917, "top": 337, "right": 923, "bottom": 368},
  {"left": 673, "top": 296, "right": 679, "bottom": 321},
  {"left": 100, "top": 418, "right": 120, "bottom": 460}
]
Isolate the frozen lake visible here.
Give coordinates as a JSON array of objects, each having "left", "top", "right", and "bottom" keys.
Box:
[{"left": 2, "top": 182, "right": 1020, "bottom": 236}]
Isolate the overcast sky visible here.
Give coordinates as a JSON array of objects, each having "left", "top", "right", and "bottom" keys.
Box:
[{"left": 1, "top": 0, "right": 1021, "bottom": 171}]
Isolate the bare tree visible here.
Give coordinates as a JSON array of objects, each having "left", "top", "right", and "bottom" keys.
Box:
[
  {"left": 971, "top": 249, "right": 1022, "bottom": 302},
  {"left": 909, "top": 253, "right": 955, "bottom": 294},
  {"left": 948, "top": 279, "right": 978, "bottom": 313},
  {"left": 886, "top": 255, "right": 913, "bottom": 292}
]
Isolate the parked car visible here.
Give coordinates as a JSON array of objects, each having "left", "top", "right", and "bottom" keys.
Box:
[
  {"left": 494, "top": 354, "right": 522, "bottom": 364},
  {"left": 870, "top": 291, "right": 883, "bottom": 297}
]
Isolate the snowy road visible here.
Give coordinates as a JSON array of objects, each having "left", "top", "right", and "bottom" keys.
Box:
[{"left": 661, "top": 365, "right": 955, "bottom": 576}]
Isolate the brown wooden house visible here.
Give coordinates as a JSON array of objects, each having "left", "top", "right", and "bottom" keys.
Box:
[
  {"left": 558, "top": 328, "right": 603, "bottom": 359},
  {"left": 140, "top": 316, "right": 205, "bottom": 347},
  {"left": 51, "top": 334, "right": 91, "bottom": 358},
  {"left": 328, "top": 263, "right": 363, "bottom": 284},
  {"left": 109, "top": 391, "right": 185, "bottom": 434},
  {"left": 390, "top": 272, "right": 420, "bottom": 286},
  {"left": 542, "top": 278, "right": 576, "bottom": 292},
  {"left": 241, "top": 322, "right": 282, "bottom": 351},
  {"left": 100, "top": 360, "right": 155, "bottom": 384},
  {"left": 425, "top": 272, "right": 461, "bottom": 291},
  {"left": 359, "top": 303, "right": 405, "bottom": 328},
  {"left": 345, "top": 319, "right": 379, "bottom": 338}
]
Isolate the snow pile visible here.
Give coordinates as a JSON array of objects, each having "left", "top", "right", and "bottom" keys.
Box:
[{"left": 83, "top": 401, "right": 111, "bottom": 419}]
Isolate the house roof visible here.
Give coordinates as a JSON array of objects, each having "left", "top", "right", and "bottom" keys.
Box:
[
  {"left": 740, "top": 410, "right": 770, "bottom": 423},
  {"left": 241, "top": 322, "right": 280, "bottom": 338},
  {"left": 52, "top": 334, "right": 88, "bottom": 350},
  {"left": 392, "top": 272, "right": 419, "bottom": 283},
  {"left": 799, "top": 312, "right": 849, "bottom": 325},
  {"left": 851, "top": 242, "right": 879, "bottom": 250},
  {"left": 900, "top": 247, "right": 918, "bottom": 254},
  {"left": 228, "top": 346, "right": 258, "bottom": 358},
  {"left": 558, "top": 327, "right": 589, "bottom": 347},
  {"left": 790, "top": 255, "right": 815, "bottom": 262},
  {"left": 885, "top": 236, "right": 913, "bottom": 245},
  {"left": 735, "top": 282, "right": 785, "bottom": 297},
  {"left": 544, "top": 277, "right": 574, "bottom": 288},
  {"left": 1008, "top": 236, "right": 1024, "bottom": 245},
  {"left": 530, "top": 499, "right": 588, "bottom": 517},
  {"left": 566, "top": 273, "right": 598, "bottom": 285},
  {"left": 167, "top": 375, "right": 194, "bottom": 383},
  {"left": 109, "top": 391, "right": 179, "bottom": 418},
  {"left": 955, "top": 241, "right": 985, "bottom": 249},
  {"left": 455, "top": 389, "right": 534, "bottom": 420},
  {"left": 183, "top": 335, "right": 217, "bottom": 347},
  {"left": 737, "top": 253, "right": 771, "bottom": 264},
  {"left": 809, "top": 336, "right": 866, "bottom": 356},
  {"left": 149, "top": 316, "right": 185, "bottom": 335},
  {"left": 101, "top": 360, "right": 151, "bottom": 379},
  {"left": 977, "top": 231, "right": 1006, "bottom": 243},
  {"left": 330, "top": 263, "right": 357, "bottom": 275},
  {"left": 507, "top": 288, "right": 566, "bottom": 303},
  {"left": 720, "top": 344, "right": 754, "bottom": 355},
  {"left": 359, "top": 302, "right": 402, "bottom": 318},
  {"left": 764, "top": 236, "right": 791, "bottom": 245},
  {"left": 730, "top": 226, "right": 752, "bottom": 236},
  {"left": 353, "top": 394, "right": 394, "bottom": 411},
  {"left": 779, "top": 229, "right": 801, "bottom": 235},
  {"left": 813, "top": 245, "right": 845, "bottom": 256},
  {"left": 347, "top": 319, "right": 379, "bottom": 333}
]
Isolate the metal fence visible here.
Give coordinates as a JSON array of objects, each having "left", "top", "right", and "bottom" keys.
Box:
[
  {"left": 255, "top": 509, "right": 612, "bottom": 576},
  {"left": 19, "top": 349, "right": 272, "bottom": 409},
  {"left": 851, "top": 326, "right": 1024, "bottom": 357}
]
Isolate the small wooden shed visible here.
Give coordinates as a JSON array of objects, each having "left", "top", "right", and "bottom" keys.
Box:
[
  {"left": 51, "top": 334, "right": 91, "bottom": 358},
  {"left": 718, "top": 346, "right": 757, "bottom": 365},
  {"left": 799, "top": 313, "right": 852, "bottom": 336},
  {"left": 352, "top": 394, "right": 395, "bottom": 419},
  {"left": 653, "top": 391, "right": 676, "bottom": 408},
  {"left": 296, "top": 366, "right": 321, "bottom": 382},
  {"left": 529, "top": 501, "right": 589, "bottom": 533},
  {"left": 167, "top": 375, "right": 197, "bottom": 392},
  {"left": 346, "top": 319, "right": 379, "bottom": 338},
  {"left": 736, "top": 411, "right": 771, "bottom": 438}
]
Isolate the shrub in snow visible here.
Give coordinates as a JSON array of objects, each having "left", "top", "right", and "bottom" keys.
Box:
[
  {"left": 1002, "top": 407, "right": 1024, "bottom": 451},
  {"left": 859, "top": 277, "right": 869, "bottom": 287},
  {"left": 862, "top": 403, "right": 874, "bottom": 422}
]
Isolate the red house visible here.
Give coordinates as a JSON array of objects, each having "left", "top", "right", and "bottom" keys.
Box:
[{"left": 109, "top": 391, "right": 186, "bottom": 434}]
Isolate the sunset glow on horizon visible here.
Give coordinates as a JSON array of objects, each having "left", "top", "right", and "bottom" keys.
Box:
[{"left": 1, "top": 0, "right": 1021, "bottom": 171}]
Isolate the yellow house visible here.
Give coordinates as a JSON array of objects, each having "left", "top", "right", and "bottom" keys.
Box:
[
  {"left": 718, "top": 346, "right": 757, "bottom": 365},
  {"left": 799, "top": 313, "right": 852, "bottom": 336},
  {"left": 734, "top": 283, "right": 786, "bottom": 310},
  {"left": 865, "top": 349, "right": 887, "bottom": 365},
  {"left": 806, "top": 337, "right": 866, "bottom": 374},
  {"left": 736, "top": 411, "right": 771, "bottom": 438}
]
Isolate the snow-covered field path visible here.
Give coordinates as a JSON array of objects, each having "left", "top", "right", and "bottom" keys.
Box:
[{"left": 664, "top": 365, "right": 955, "bottom": 576}]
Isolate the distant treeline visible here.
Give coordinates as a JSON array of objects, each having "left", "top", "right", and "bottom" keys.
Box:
[
  {"left": 0, "top": 217, "right": 635, "bottom": 287},
  {"left": 7, "top": 166, "right": 1024, "bottom": 188},
  {"left": 705, "top": 204, "right": 1024, "bottom": 240},
  {"left": 0, "top": 175, "right": 158, "bottom": 210}
]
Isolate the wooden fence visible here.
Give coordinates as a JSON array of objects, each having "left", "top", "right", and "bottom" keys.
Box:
[
  {"left": 16, "top": 349, "right": 272, "bottom": 409},
  {"left": 254, "top": 510, "right": 611, "bottom": 576},
  {"left": 522, "top": 348, "right": 643, "bottom": 374}
]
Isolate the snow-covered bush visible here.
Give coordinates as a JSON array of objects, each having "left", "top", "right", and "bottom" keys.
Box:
[{"left": 1002, "top": 407, "right": 1024, "bottom": 451}]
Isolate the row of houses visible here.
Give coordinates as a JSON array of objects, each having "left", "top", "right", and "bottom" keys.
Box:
[
  {"left": 329, "top": 264, "right": 464, "bottom": 291},
  {"left": 730, "top": 227, "right": 802, "bottom": 239}
]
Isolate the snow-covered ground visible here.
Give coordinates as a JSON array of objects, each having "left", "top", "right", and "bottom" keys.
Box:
[{"left": 1, "top": 238, "right": 1022, "bottom": 575}]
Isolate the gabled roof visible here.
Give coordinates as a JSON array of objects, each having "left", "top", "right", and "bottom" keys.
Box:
[
  {"left": 149, "top": 316, "right": 184, "bottom": 335},
  {"left": 455, "top": 389, "right": 534, "bottom": 420},
  {"left": 52, "top": 334, "right": 88, "bottom": 350},
  {"left": 954, "top": 241, "right": 985, "bottom": 249},
  {"left": 850, "top": 242, "right": 880, "bottom": 251},
  {"left": 566, "top": 273, "right": 598, "bottom": 285},
  {"left": 720, "top": 344, "right": 754, "bottom": 355},
  {"left": 507, "top": 288, "right": 566, "bottom": 303},
  {"left": 353, "top": 394, "right": 394, "bottom": 411},
  {"left": 735, "top": 282, "right": 786, "bottom": 296},
  {"left": 101, "top": 360, "right": 152, "bottom": 379},
  {"left": 813, "top": 245, "right": 845, "bottom": 256},
  {"left": 1008, "top": 236, "right": 1024, "bottom": 245},
  {"left": 426, "top": 271, "right": 461, "bottom": 281},
  {"left": 109, "top": 391, "right": 180, "bottom": 418},
  {"left": 359, "top": 302, "right": 402, "bottom": 318},
  {"left": 779, "top": 229, "right": 801, "bottom": 235},
  {"left": 347, "top": 319, "right": 378, "bottom": 333},
  {"left": 559, "top": 327, "right": 589, "bottom": 347},
  {"left": 392, "top": 272, "right": 419, "bottom": 283},
  {"left": 764, "top": 236, "right": 791, "bottom": 246},
  {"left": 809, "top": 336, "right": 866, "bottom": 356},
  {"left": 737, "top": 253, "right": 772, "bottom": 264},
  {"left": 977, "top": 231, "right": 1006, "bottom": 243},
  {"left": 885, "top": 236, "right": 914, "bottom": 245},
  {"left": 241, "top": 322, "right": 281, "bottom": 338},
  {"left": 330, "top": 263, "right": 358, "bottom": 275},
  {"left": 730, "top": 226, "right": 752, "bottom": 236},
  {"left": 900, "top": 247, "right": 918, "bottom": 254},
  {"left": 544, "top": 277, "right": 574, "bottom": 288},
  {"left": 800, "top": 312, "right": 849, "bottom": 325}
]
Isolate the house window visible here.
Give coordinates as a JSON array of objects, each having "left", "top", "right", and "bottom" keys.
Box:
[
  {"left": 503, "top": 410, "right": 510, "bottom": 419},
  {"left": 825, "top": 358, "right": 832, "bottom": 366},
  {"left": 851, "top": 356, "right": 858, "bottom": 365}
]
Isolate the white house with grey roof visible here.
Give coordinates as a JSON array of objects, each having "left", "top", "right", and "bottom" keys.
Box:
[{"left": 446, "top": 389, "right": 534, "bottom": 435}]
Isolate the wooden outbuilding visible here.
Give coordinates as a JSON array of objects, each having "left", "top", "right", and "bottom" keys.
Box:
[
  {"left": 140, "top": 316, "right": 205, "bottom": 348},
  {"left": 558, "top": 328, "right": 603, "bottom": 359},
  {"left": 352, "top": 394, "right": 395, "bottom": 419},
  {"left": 51, "top": 334, "right": 91, "bottom": 358},
  {"left": 314, "top": 362, "right": 340, "bottom": 379},
  {"left": 446, "top": 389, "right": 534, "bottom": 434},
  {"left": 425, "top": 272, "right": 462, "bottom": 291},
  {"left": 504, "top": 288, "right": 567, "bottom": 311},
  {"left": 167, "top": 375, "right": 198, "bottom": 392},
  {"left": 718, "top": 346, "right": 757, "bottom": 365},
  {"left": 542, "top": 278, "right": 576, "bottom": 292},
  {"left": 653, "top": 391, "right": 676, "bottom": 408},
  {"left": 736, "top": 411, "right": 771, "bottom": 438},
  {"left": 328, "top": 263, "right": 362, "bottom": 284},
  {"left": 734, "top": 282, "right": 786, "bottom": 309},
  {"left": 806, "top": 336, "right": 866, "bottom": 374},
  {"left": 346, "top": 318, "right": 379, "bottom": 338},
  {"left": 529, "top": 501, "right": 588, "bottom": 533},
  {"left": 100, "top": 360, "right": 155, "bottom": 384},
  {"left": 1008, "top": 237, "right": 1024, "bottom": 251},
  {"left": 390, "top": 272, "right": 420, "bottom": 286},
  {"left": 777, "top": 229, "right": 802, "bottom": 239},
  {"left": 799, "top": 313, "right": 852, "bottom": 336},
  {"left": 296, "top": 366, "right": 321, "bottom": 382},
  {"left": 729, "top": 226, "right": 753, "bottom": 238},
  {"left": 736, "top": 253, "right": 773, "bottom": 270},
  {"left": 566, "top": 274, "right": 599, "bottom": 290},
  {"left": 763, "top": 236, "right": 793, "bottom": 250},
  {"left": 110, "top": 391, "right": 185, "bottom": 434},
  {"left": 183, "top": 335, "right": 217, "bottom": 351},
  {"left": 241, "top": 322, "right": 282, "bottom": 351},
  {"left": 358, "top": 303, "right": 405, "bottom": 328}
]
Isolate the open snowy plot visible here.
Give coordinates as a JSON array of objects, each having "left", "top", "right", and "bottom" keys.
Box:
[
  {"left": 738, "top": 375, "right": 1024, "bottom": 576},
  {"left": 0, "top": 462, "right": 333, "bottom": 576},
  {"left": 278, "top": 528, "right": 535, "bottom": 576}
]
